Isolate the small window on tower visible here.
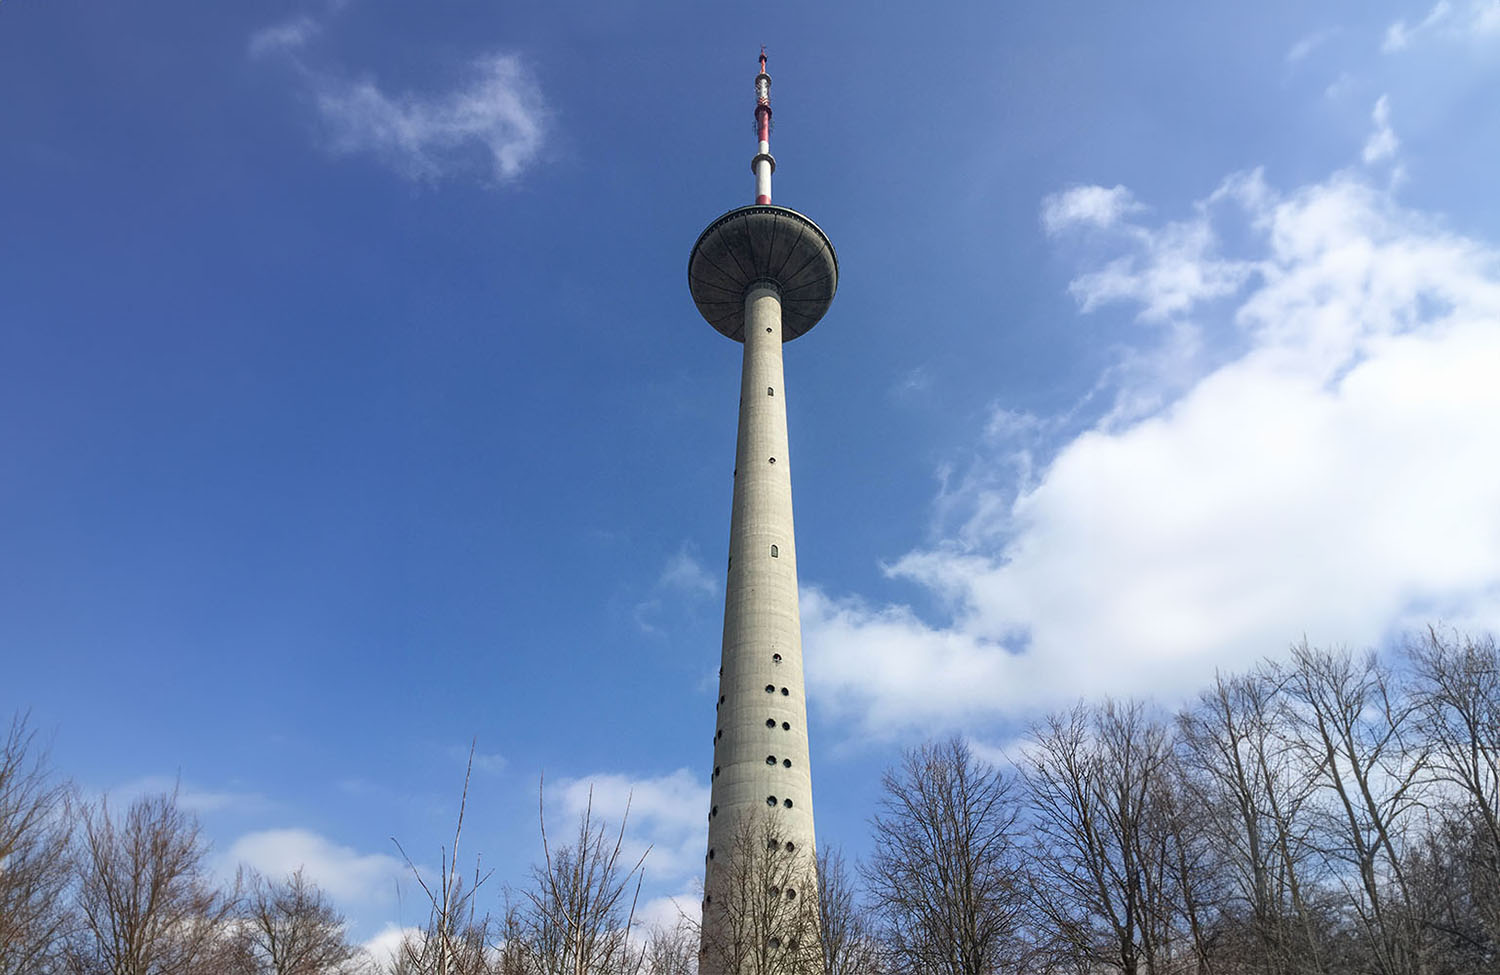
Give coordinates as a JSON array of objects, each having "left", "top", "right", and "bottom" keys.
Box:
[
  {"left": 766, "top": 718, "right": 776, "bottom": 728},
  {"left": 772, "top": 653, "right": 782, "bottom": 663},
  {"left": 768, "top": 387, "right": 774, "bottom": 396},
  {"left": 783, "top": 759, "right": 791, "bottom": 768},
  {"left": 766, "top": 755, "right": 776, "bottom": 765},
  {"left": 783, "top": 798, "right": 793, "bottom": 809},
  {"left": 770, "top": 544, "right": 779, "bottom": 558},
  {"left": 769, "top": 457, "right": 776, "bottom": 464},
  {"left": 782, "top": 721, "right": 790, "bottom": 730},
  {"left": 765, "top": 684, "right": 775, "bottom": 694},
  {"left": 766, "top": 796, "right": 777, "bottom": 806},
  {"left": 781, "top": 687, "right": 789, "bottom": 696},
  {"left": 784, "top": 841, "right": 795, "bottom": 853}
]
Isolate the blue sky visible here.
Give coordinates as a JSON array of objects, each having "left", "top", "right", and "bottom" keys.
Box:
[{"left": 5, "top": 0, "right": 1500, "bottom": 954}]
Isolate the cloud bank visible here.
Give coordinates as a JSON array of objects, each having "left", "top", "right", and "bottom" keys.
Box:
[
  {"left": 550, "top": 768, "right": 710, "bottom": 884},
  {"left": 226, "top": 828, "right": 408, "bottom": 906},
  {"left": 804, "top": 153, "right": 1500, "bottom": 736}
]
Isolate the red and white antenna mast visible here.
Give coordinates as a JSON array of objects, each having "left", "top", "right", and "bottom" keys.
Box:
[{"left": 752, "top": 47, "right": 774, "bottom": 204}]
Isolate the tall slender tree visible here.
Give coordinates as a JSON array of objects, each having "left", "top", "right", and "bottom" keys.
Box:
[{"left": 865, "top": 737, "right": 1025, "bottom": 975}]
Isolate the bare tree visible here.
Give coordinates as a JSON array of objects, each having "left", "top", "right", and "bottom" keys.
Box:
[
  {"left": 515, "top": 779, "right": 647, "bottom": 975},
  {"left": 1177, "top": 670, "right": 1331, "bottom": 974},
  {"left": 865, "top": 737, "right": 1024, "bottom": 975},
  {"left": 1282, "top": 643, "right": 1429, "bottom": 975},
  {"left": 390, "top": 748, "right": 496, "bottom": 975},
  {"left": 0, "top": 712, "right": 73, "bottom": 975},
  {"left": 235, "top": 868, "right": 364, "bottom": 975},
  {"left": 66, "top": 790, "right": 237, "bottom": 975},
  {"left": 640, "top": 919, "right": 697, "bottom": 975},
  {"left": 701, "top": 810, "right": 820, "bottom": 975},
  {"left": 1408, "top": 630, "right": 1500, "bottom": 878},
  {"left": 1023, "top": 701, "right": 1196, "bottom": 975},
  {"left": 816, "top": 848, "right": 880, "bottom": 975}
]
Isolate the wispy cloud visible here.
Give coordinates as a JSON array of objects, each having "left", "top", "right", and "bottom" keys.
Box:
[
  {"left": 250, "top": 11, "right": 548, "bottom": 184},
  {"left": 313, "top": 56, "right": 546, "bottom": 183},
  {"left": 248, "top": 15, "right": 321, "bottom": 58},
  {"left": 450, "top": 742, "right": 507, "bottom": 775},
  {"left": 634, "top": 543, "right": 719, "bottom": 633},
  {"left": 1056, "top": 180, "right": 1259, "bottom": 323},
  {"left": 1041, "top": 184, "right": 1143, "bottom": 234},
  {"left": 109, "top": 775, "right": 270, "bottom": 815},
  {"left": 1362, "top": 95, "right": 1399, "bottom": 164},
  {"left": 891, "top": 365, "right": 932, "bottom": 398},
  {"left": 658, "top": 547, "right": 718, "bottom": 598},
  {"left": 1382, "top": 0, "right": 1500, "bottom": 51},
  {"left": 1286, "top": 28, "right": 1337, "bottom": 63}
]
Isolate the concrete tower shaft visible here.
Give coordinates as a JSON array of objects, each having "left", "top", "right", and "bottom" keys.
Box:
[
  {"left": 703, "top": 277, "right": 815, "bottom": 901},
  {"left": 687, "top": 52, "right": 837, "bottom": 975}
]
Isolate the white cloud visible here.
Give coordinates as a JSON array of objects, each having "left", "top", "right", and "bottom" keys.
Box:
[
  {"left": 658, "top": 547, "right": 718, "bottom": 598},
  {"left": 250, "top": 10, "right": 547, "bottom": 185},
  {"left": 635, "top": 544, "right": 718, "bottom": 633},
  {"left": 1363, "top": 95, "right": 1399, "bottom": 164},
  {"left": 802, "top": 163, "right": 1500, "bottom": 737},
  {"left": 1383, "top": 1, "right": 1452, "bottom": 51},
  {"left": 362, "top": 925, "right": 421, "bottom": 969},
  {"left": 313, "top": 55, "right": 546, "bottom": 183},
  {"left": 226, "top": 828, "right": 408, "bottom": 905},
  {"left": 449, "top": 743, "right": 507, "bottom": 775},
  {"left": 1286, "top": 28, "right": 1337, "bottom": 63},
  {"left": 248, "top": 16, "right": 321, "bottom": 58},
  {"left": 109, "top": 775, "right": 268, "bottom": 814},
  {"left": 892, "top": 365, "right": 933, "bottom": 397},
  {"left": 550, "top": 769, "right": 709, "bottom": 884},
  {"left": 1381, "top": 1, "right": 1500, "bottom": 51},
  {"left": 1041, "top": 184, "right": 1143, "bottom": 234},
  {"left": 636, "top": 892, "right": 701, "bottom": 934},
  {"left": 1061, "top": 181, "right": 1260, "bottom": 323},
  {"left": 1324, "top": 72, "right": 1358, "bottom": 101}
]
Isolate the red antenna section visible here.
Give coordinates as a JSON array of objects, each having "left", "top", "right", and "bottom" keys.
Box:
[{"left": 752, "top": 49, "right": 774, "bottom": 204}]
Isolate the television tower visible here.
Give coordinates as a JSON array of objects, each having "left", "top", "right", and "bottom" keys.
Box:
[{"left": 688, "top": 50, "right": 837, "bottom": 971}]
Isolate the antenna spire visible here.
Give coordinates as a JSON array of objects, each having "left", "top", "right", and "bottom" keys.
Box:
[{"left": 752, "top": 50, "right": 774, "bottom": 204}]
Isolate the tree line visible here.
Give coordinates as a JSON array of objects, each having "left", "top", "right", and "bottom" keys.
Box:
[{"left": 2, "top": 628, "right": 1496, "bottom": 974}]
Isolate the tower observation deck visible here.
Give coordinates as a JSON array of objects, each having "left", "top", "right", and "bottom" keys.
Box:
[{"left": 688, "top": 51, "right": 837, "bottom": 974}]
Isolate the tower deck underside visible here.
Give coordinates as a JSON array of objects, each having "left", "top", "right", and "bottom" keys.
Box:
[{"left": 688, "top": 206, "right": 838, "bottom": 342}]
